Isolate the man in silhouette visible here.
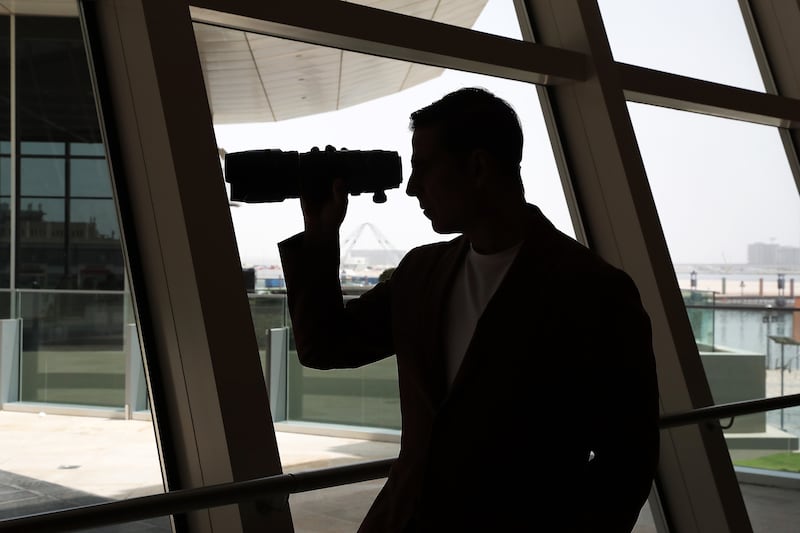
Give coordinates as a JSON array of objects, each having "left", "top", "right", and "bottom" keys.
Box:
[{"left": 278, "top": 87, "right": 659, "bottom": 532}]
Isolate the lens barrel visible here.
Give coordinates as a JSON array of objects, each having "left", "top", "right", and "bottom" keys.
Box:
[{"left": 224, "top": 148, "right": 402, "bottom": 204}]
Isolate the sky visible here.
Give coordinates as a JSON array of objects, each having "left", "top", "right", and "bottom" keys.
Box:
[{"left": 212, "top": 0, "right": 800, "bottom": 268}]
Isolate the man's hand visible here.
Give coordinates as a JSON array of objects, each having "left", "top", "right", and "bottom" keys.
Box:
[{"left": 300, "top": 174, "right": 348, "bottom": 237}]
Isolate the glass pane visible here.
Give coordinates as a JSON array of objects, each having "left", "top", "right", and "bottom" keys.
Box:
[
  {"left": 0, "top": 16, "right": 8, "bottom": 148},
  {"left": 207, "top": 19, "right": 572, "bottom": 489},
  {"left": 1, "top": 13, "right": 168, "bottom": 529},
  {"left": 248, "top": 292, "right": 287, "bottom": 368},
  {"left": 740, "top": 477, "right": 800, "bottom": 533},
  {"left": 0, "top": 290, "right": 10, "bottom": 318},
  {"left": 21, "top": 157, "right": 65, "bottom": 196},
  {"left": 16, "top": 16, "right": 101, "bottom": 144},
  {"left": 288, "top": 344, "right": 402, "bottom": 430},
  {"left": 0, "top": 199, "right": 9, "bottom": 287},
  {"left": 734, "top": 405, "right": 800, "bottom": 533},
  {"left": 0, "top": 13, "right": 7, "bottom": 319},
  {"left": 629, "top": 103, "right": 800, "bottom": 492},
  {"left": 17, "top": 198, "right": 65, "bottom": 289},
  {"left": 20, "top": 141, "right": 65, "bottom": 156},
  {"left": 340, "top": 0, "right": 522, "bottom": 40},
  {"left": 70, "top": 158, "right": 113, "bottom": 197},
  {"left": 0, "top": 410, "right": 169, "bottom": 531},
  {"left": 19, "top": 291, "right": 126, "bottom": 407},
  {"left": 212, "top": 35, "right": 572, "bottom": 269},
  {"left": 1, "top": 155, "right": 9, "bottom": 195},
  {"left": 597, "top": 0, "right": 765, "bottom": 92},
  {"left": 70, "top": 142, "right": 106, "bottom": 156},
  {"left": 69, "top": 199, "right": 124, "bottom": 290},
  {"left": 195, "top": 1, "right": 527, "bottom": 125}
]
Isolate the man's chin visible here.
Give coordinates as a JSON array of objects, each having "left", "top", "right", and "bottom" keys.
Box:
[{"left": 431, "top": 222, "right": 457, "bottom": 235}]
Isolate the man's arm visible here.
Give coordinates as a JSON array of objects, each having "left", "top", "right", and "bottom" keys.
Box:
[{"left": 582, "top": 271, "right": 660, "bottom": 531}]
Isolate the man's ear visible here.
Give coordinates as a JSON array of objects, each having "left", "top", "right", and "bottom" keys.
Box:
[{"left": 469, "top": 148, "right": 494, "bottom": 186}]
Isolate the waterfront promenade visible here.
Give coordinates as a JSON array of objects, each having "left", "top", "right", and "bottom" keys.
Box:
[{"left": 675, "top": 270, "right": 800, "bottom": 298}]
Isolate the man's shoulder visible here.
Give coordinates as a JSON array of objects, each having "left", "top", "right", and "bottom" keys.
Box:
[
  {"left": 389, "top": 237, "right": 465, "bottom": 285},
  {"left": 402, "top": 236, "right": 464, "bottom": 261}
]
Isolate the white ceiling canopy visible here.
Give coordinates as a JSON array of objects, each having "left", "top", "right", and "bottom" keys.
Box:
[
  {"left": 3, "top": 0, "right": 489, "bottom": 125},
  {"left": 193, "top": 0, "right": 489, "bottom": 124}
]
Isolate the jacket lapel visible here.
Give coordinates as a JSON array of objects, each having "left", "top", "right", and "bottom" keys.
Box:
[
  {"left": 446, "top": 206, "right": 557, "bottom": 394},
  {"left": 420, "top": 237, "right": 470, "bottom": 406}
]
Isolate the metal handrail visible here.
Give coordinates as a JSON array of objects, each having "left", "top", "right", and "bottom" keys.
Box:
[
  {"left": 659, "top": 393, "right": 800, "bottom": 429},
  {"left": 685, "top": 303, "right": 800, "bottom": 312},
  {"left": 0, "top": 458, "right": 395, "bottom": 533},
  {"left": 2, "top": 395, "right": 800, "bottom": 532}
]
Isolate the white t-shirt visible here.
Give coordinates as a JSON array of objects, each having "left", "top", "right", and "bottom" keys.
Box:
[{"left": 444, "top": 241, "right": 522, "bottom": 388}]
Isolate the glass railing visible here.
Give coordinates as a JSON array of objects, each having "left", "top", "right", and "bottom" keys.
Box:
[
  {"left": 246, "top": 291, "right": 401, "bottom": 430},
  {"left": 682, "top": 288, "right": 716, "bottom": 349},
  {"left": 16, "top": 289, "right": 128, "bottom": 408},
  {"left": 683, "top": 290, "right": 800, "bottom": 481},
  {"left": 246, "top": 291, "right": 290, "bottom": 375},
  {"left": 4, "top": 287, "right": 796, "bottom": 447}
]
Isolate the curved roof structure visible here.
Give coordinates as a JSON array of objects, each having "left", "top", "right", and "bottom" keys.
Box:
[
  {"left": 4, "top": 0, "right": 488, "bottom": 125},
  {"left": 194, "top": 0, "right": 489, "bottom": 124}
]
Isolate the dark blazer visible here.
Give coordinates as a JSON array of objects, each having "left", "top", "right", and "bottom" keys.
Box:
[{"left": 279, "top": 204, "right": 659, "bottom": 532}]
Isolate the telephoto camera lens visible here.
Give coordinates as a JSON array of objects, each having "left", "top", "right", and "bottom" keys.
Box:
[{"left": 224, "top": 146, "right": 402, "bottom": 204}]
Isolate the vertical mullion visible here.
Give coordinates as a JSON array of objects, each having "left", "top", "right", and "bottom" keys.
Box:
[
  {"left": 523, "top": 0, "right": 751, "bottom": 531},
  {"left": 79, "top": 1, "right": 291, "bottom": 531},
  {"left": 64, "top": 147, "right": 71, "bottom": 284},
  {"left": 9, "top": 14, "right": 16, "bottom": 314},
  {"left": 740, "top": 0, "right": 800, "bottom": 195}
]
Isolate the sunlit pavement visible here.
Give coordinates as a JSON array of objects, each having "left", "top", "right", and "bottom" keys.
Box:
[{"left": 0, "top": 411, "right": 399, "bottom": 500}]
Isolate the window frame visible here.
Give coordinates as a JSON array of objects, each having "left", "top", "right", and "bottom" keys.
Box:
[{"left": 79, "top": 0, "right": 800, "bottom": 531}]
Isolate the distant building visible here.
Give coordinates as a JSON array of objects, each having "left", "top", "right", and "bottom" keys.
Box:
[{"left": 748, "top": 242, "right": 800, "bottom": 267}]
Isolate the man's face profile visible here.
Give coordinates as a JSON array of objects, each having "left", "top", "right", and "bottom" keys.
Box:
[{"left": 407, "top": 125, "right": 475, "bottom": 235}]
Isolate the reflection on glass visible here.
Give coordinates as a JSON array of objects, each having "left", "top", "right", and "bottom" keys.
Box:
[
  {"left": 20, "top": 141, "right": 66, "bottom": 156},
  {"left": 70, "top": 198, "right": 121, "bottom": 239},
  {"left": 1, "top": 156, "right": 9, "bottom": 195},
  {"left": 19, "top": 291, "right": 126, "bottom": 407},
  {"left": 69, "top": 199, "right": 124, "bottom": 290},
  {"left": 288, "top": 347, "right": 401, "bottom": 430},
  {"left": 70, "top": 158, "right": 113, "bottom": 197},
  {"left": 17, "top": 198, "right": 65, "bottom": 289},
  {"left": 20, "top": 157, "right": 66, "bottom": 196},
  {"left": 597, "top": 0, "right": 765, "bottom": 92},
  {"left": 683, "top": 288, "right": 715, "bottom": 348},
  {"left": 0, "top": 201, "right": 8, "bottom": 287},
  {"left": 0, "top": 12, "right": 168, "bottom": 529},
  {"left": 69, "top": 142, "right": 105, "bottom": 156},
  {"left": 0, "top": 290, "right": 10, "bottom": 319}
]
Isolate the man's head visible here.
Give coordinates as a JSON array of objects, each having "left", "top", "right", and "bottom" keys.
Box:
[
  {"left": 409, "top": 87, "right": 523, "bottom": 178},
  {"left": 406, "top": 87, "right": 524, "bottom": 235}
]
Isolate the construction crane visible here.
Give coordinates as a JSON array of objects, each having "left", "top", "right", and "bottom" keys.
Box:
[{"left": 340, "top": 222, "right": 403, "bottom": 266}]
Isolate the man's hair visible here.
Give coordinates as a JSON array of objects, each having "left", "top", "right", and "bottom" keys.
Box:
[{"left": 409, "top": 87, "right": 523, "bottom": 176}]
